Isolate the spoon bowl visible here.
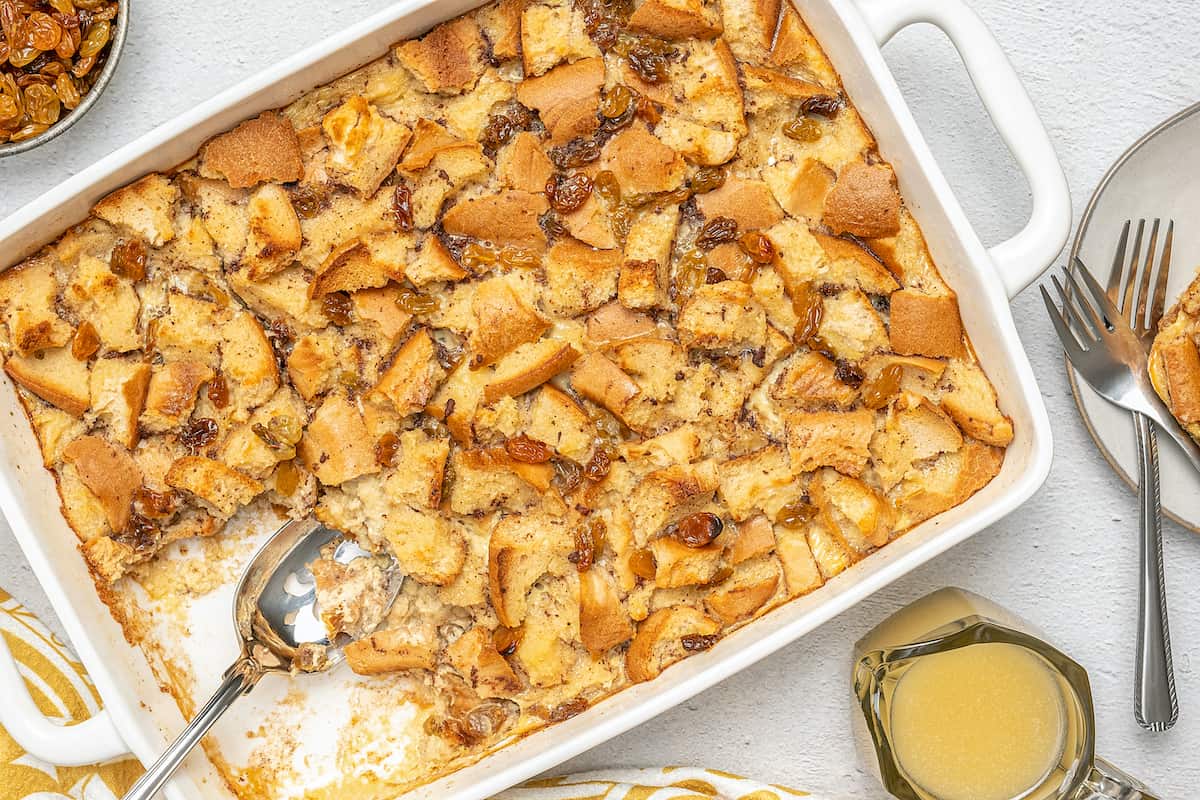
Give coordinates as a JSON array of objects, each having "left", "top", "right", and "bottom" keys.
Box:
[{"left": 122, "top": 518, "right": 403, "bottom": 800}]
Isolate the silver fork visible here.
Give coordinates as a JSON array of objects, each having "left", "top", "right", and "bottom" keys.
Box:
[{"left": 1041, "top": 236, "right": 1185, "bottom": 731}]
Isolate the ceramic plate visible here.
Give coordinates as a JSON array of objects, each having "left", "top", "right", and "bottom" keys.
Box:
[{"left": 1069, "top": 101, "right": 1200, "bottom": 531}]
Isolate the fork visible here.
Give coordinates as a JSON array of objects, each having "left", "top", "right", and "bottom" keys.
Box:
[{"left": 1041, "top": 232, "right": 1185, "bottom": 730}]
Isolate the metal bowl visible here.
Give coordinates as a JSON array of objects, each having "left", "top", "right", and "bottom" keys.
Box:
[{"left": 0, "top": 4, "right": 129, "bottom": 159}]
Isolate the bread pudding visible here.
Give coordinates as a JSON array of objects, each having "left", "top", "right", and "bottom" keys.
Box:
[
  {"left": 1150, "top": 271, "right": 1200, "bottom": 439},
  {"left": 0, "top": 0, "right": 1014, "bottom": 792}
]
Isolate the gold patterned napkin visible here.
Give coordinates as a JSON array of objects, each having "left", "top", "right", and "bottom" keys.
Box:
[{"left": 0, "top": 588, "right": 812, "bottom": 800}]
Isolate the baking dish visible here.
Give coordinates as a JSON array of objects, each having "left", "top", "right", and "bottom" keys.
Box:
[{"left": 0, "top": 0, "right": 1069, "bottom": 797}]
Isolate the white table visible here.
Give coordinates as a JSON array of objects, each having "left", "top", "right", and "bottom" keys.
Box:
[{"left": 2, "top": 1, "right": 1199, "bottom": 796}]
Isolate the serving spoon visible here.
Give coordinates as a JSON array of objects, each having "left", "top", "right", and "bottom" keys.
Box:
[{"left": 122, "top": 518, "right": 404, "bottom": 800}]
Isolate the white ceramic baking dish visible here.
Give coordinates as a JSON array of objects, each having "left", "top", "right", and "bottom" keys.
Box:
[{"left": 0, "top": 0, "right": 1069, "bottom": 797}]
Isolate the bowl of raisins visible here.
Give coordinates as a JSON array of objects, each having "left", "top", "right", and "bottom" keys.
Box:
[{"left": 0, "top": 0, "right": 126, "bottom": 157}]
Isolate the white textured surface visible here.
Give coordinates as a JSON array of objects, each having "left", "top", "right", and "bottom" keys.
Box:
[{"left": 2, "top": 1, "right": 1200, "bottom": 796}]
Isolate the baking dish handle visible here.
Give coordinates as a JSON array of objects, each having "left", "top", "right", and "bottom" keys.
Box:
[
  {"left": 0, "top": 627, "right": 130, "bottom": 766},
  {"left": 851, "top": 0, "right": 1072, "bottom": 299}
]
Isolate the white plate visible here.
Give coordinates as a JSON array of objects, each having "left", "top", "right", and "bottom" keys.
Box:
[{"left": 1068, "top": 101, "right": 1200, "bottom": 532}]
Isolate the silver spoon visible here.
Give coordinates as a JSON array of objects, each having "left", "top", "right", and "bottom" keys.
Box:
[{"left": 122, "top": 518, "right": 403, "bottom": 800}]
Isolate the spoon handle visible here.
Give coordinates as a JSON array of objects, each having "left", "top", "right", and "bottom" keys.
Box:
[{"left": 122, "top": 658, "right": 263, "bottom": 800}]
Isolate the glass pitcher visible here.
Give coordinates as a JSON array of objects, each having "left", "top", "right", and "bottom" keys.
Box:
[{"left": 852, "top": 588, "right": 1161, "bottom": 800}]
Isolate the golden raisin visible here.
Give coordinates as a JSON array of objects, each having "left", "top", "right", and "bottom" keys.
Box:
[
  {"left": 110, "top": 238, "right": 148, "bottom": 281},
  {"left": 696, "top": 216, "right": 738, "bottom": 249},
  {"left": 493, "top": 625, "right": 523, "bottom": 656},
  {"left": 568, "top": 518, "right": 607, "bottom": 571},
  {"left": 396, "top": 287, "right": 439, "bottom": 315},
  {"left": 134, "top": 487, "right": 176, "bottom": 519},
  {"left": 77, "top": 19, "right": 109, "bottom": 58},
  {"left": 738, "top": 231, "right": 776, "bottom": 264},
  {"left": 181, "top": 418, "right": 219, "bottom": 452},
  {"left": 630, "top": 547, "right": 657, "bottom": 580},
  {"left": 23, "top": 83, "right": 60, "bottom": 126},
  {"left": 267, "top": 415, "right": 302, "bottom": 446},
  {"left": 861, "top": 363, "right": 903, "bottom": 409},
  {"left": 690, "top": 167, "right": 725, "bottom": 194},
  {"left": 290, "top": 184, "right": 327, "bottom": 219},
  {"left": 777, "top": 498, "right": 817, "bottom": 527},
  {"left": 375, "top": 432, "right": 400, "bottom": 466},
  {"left": 783, "top": 117, "right": 823, "bottom": 143},
  {"left": 583, "top": 448, "right": 611, "bottom": 481},
  {"left": 593, "top": 169, "right": 621, "bottom": 205},
  {"left": 505, "top": 434, "right": 552, "bottom": 464},
  {"left": 667, "top": 512, "right": 723, "bottom": 548},
  {"left": 674, "top": 248, "right": 708, "bottom": 299},
  {"left": 274, "top": 460, "right": 300, "bottom": 496},
  {"left": 546, "top": 172, "right": 593, "bottom": 214},
  {"left": 635, "top": 94, "right": 661, "bottom": 124},
  {"left": 600, "top": 84, "right": 634, "bottom": 119},
  {"left": 552, "top": 458, "right": 584, "bottom": 494},
  {"left": 792, "top": 283, "right": 824, "bottom": 344},
  {"left": 321, "top": 292, "right": 354, "bottom": 325},
  {"left": 70, "top": 320, "right": 99, "bottom": 360},
  {"left": 681, "top": 632, "right": 719, "bottom": 652},
  {"left": 460, "top": 241, "right": 498, "bottom": 271},
  {"left": 498, "top": 247, "right": 539, "bottom": 270},
  {"left": 207, "top": 375, "right": 229, "bottom": 409},
  {"left": 391, "top": 184, "right": 413, "bottom": 231}
]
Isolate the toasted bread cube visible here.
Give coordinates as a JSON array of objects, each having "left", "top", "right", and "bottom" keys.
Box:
[
  {"left": 764, "top": 158, "right": 836, "bottom": 221},
  {"left": 383, "top": 430, "right": 451, "bottom": 510},
  {"left": 1161, "top": 336, "right": 1200, "bottom": 423},
  {"left": 221, "top": 311, "right": 280, "bottom": 413},
  {"left": 442, "top": 190, "right": 550, "bottom": 249},
  {"left": 370, "top": 329, "right": 448, "bottom": 416},
  {"left": 350, "top": 285, "right": 413, "bottom": 346},
  {"left": 515, "top": 57, "right": 605, "bottom": 145},
  {"left": 59, "top": 463, "right": 111, "bottom": 542},
  {"left": 445, "top": 626, "right": 522, "bottom": 693},
  {"left": 153, "top": 292, "right": 223, "bottom": 368},
  {"left": 308, "top": 239, "right": 391, "bottom": 300},
  {"left": 740, "top": 64, "right": 830, "bottom": 113},
  {"left": 483, "top": 339, "right": 579, "bottom": 403},
  {"left": 380, "top": 505, "right": 466, "bottom": 585},
  {"left": 654, "top": 114, "right": 739, "bottom": 166},
  {"left": 629, "top": 461, "right": 720, "bottom": 540},
  {"left": 823, "top": 162, "right": 901, "bottom": 239},
  {"left": 727, "top": 514, "right": 776, "bottom": 564},
  {"left": 774, "top": 524, "right": 823, "bottom": 596},
  {"left": 287, "top": 332, "right": 338, "bottom": 402},
  {"left": 5, "top": 346, "right": 90, "bottom": 417},
  {"left": 806, "top": 519, "right": 853, "bottom": 579},
  {"left": 695, "top": 176, "right": 783, "bottom": 232},
  {"left": 477, "top": 0, "right": 525, "bottom": 60},
  {"left": 680, "top": 39, "right": 745, "bottom": 134},
  {"left": 786, "top": 409, "right": 874, "bottom": 477},
  {"left": 889, "top": 289, "right": 965, "bottom": 359},
  {"left": 705, "top": 556, "right": 779, "bottom": 623},
  {"left": 771, "top": 351, "right": 859, "bottom": 411},
  {"left": 526, "top": 385, "right": 595, "bottom": 463},
  {"left": 395, "top": 16, "right": 486, "bottom": 94},
  {"left": 141, "top": 360, "right": 216, "bottom": 434},
  {"left": 629, "top": 0, "right": 722, "bottom": 39},
  {"left": 812, "top": 232, "right": 900, "bottom": 295},
  {"left": 199, "top": 111, "right": 303, "bottom": 188},
  {"left": 409, "top": 145, "right": 493, "bottom": 230},
  {"left": 650, "top": 537, "right": 723, "bottom": 587},
  {"left": 543, "top": 240, "right": 622, "bottom": 316},
  {"left": 613, "top": 338, "right": 689, "bottom": 403},
  {"left": 570, "top": 351, "right": 641, "bottom": 416},
  {"left": 562, "top": 192, "right": 618, "bottom": 250},
  {"left": 585, "top": 302, "right": 656, "bottom": 346},
  {"left": 0, "top": 259, "right": 73, "bottom": 356},
  {"left": 468, "top": 277, "right": 550, "bottom": 367},
  {"left": 28, "top": 402, "right": 86, "bottom": 467},
  {"left": 488, "top": 511, "right": 572, "bottom": 627},
  {"left": 165, "top": 456, "right": 264, "bottom": 518},
  {"left": 719, "top": 0, "right": 781, "bottom": 58},
  {"left": 62, "top": 435, "right": 141, "bottom": 532},
  {"left": 579, "top": 567, "right": 634, "bottom": 654},
  {"left": 677, "top": 280, "right": 767, "bottom": 354},
  {"left": 513, "top": 578, "right": 581, "bottom": 687},
  {"left": 88, "top": 358, "right": 150, "bottom": 450},
  {"left": 321, "top": 96, "right": 413, "bottom": 196},
  {"left": 892, "top": 441, "right": 1003, "bottom": 530},
  {"left": 65, "top": 255, "right": 141, "bottom": 353},
  {"left": 397, "top": 118, "right": 469, "bottom": 173},
  {"left": 811, "top": 468, "right": 893, "bottom": 553},
  {"left": 178, "top": 174, "right": 250, "bottom": 259},
  {"left": 871, "top": 396, "right": 964, "bottom": 491},
  {"left": 243, "top": 184, "right": 302, "bottom": 280},
  {"left": 497, "top": 131, "right": 555, "bottom": 193},
  {"left": 345, "top": 628, "right": 438, "bottom": 675},
  {"left": 520, "top": 0, "right": 602, "bottom": 77},
  {"left": 93, "top": 174, "right": 178, "bottom": 246},
  {"left": 228, "top": 265, "right": 329, "bottom": 332},
  {"left": 627, "top": 605, "right": 721, "bottom": 682},
  {"left": 219, "top": 388, "right": 307, "bottom": 477},
  {"left": 816, "top": 289, "right": 889, "bottom": 362},
  {"left": 299, "top": 393, "right": 379, "bottom": 486},
  {"left": 406, "top": 236, "right": 468, "bottom": 287},
  {"left": 600, "top": 126, "right": 687, "bottom": 196},
  {"left": 449, "top": 448, "right": 541, "bottom": 515},
  {"left": 936, "top": 360, "right": 1013, "bottom": 445},
  {"left": 718, "top": 445, "right": 794, "bottom": 521}
]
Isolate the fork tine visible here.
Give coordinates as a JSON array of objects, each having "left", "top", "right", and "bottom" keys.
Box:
[
  {"left": 1150, "top": 219, "right": 1174, "bottom": 332},
  {"left": 1107, "top": 219, "right": 1131, "bottom": 302},
  {"left": 1041, "top": 285, "right": 1089, "bottom": 361},
  {"left": 1073, "top": 257, "right": 1125, "bottom": 326},
  {"left": 1066, "top": 262, "right": 1113, "bottom": 335},
  {"left": 1053, "top": 274, "right": 1098, "bottom": 341},
  {"left": 1123, "top": 219, "right": 1146, "bottom": 317},
  {"left": 1135, "top": 219, "right": 1160, "bottom": 334}
]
